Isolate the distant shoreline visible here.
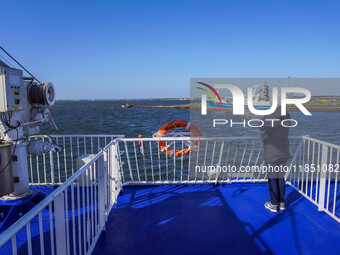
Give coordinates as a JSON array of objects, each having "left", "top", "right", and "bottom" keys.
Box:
[
  {"left": 57, "top": 95, "right": 339, "bottom": 101},
  {"left": 133, "top": 104, "right": 340, "bottom": 112},
  {"left": 56, "top": 98, "right": 192, "bottom": 101}
]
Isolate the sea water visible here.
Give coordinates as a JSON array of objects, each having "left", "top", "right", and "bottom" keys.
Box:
[{"left": 42, "top": 100, "right": 339, "bottom": 145}]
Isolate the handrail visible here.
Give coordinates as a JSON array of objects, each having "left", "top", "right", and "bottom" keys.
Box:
[
  {"left": 119, "top": 136, "right": 260, "bottom": 142},
  {"left": 27, "top": 134, "right": 125, "bottom": 185},
  {"left": 50, "top": 134, "right": 125, "bottom": 138},
  {"left": 288, "top": 135, "right": 340, "bottom": 223},
  {"left": 302, "top": 135, "right": 340, "bottom": 149},
  {"left": 117, "top": 136, "right": 303, "bottom": 142},
  {"left": 1, "top": 134, "right": 338, "bottom": 253},
  {"left": 0, "top": 150, "right": 104, "bottom": 247}
]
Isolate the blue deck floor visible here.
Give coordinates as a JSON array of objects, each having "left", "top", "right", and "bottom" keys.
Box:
[{"left": 93, "top": 183, "right": 340, "bottom": 255}]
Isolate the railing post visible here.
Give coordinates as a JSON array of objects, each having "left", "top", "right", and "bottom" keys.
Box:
[
  {"left": 54, "top": 193, "right": 67, "bottom": 255},
  {"left": 98, "top": 153, "right": 106, "bottom": 231},
  {"left": 286, "top": 139, "right": 303, "bottom": 181},
  {"left": 318, "top": 144, "right": 328, "bottom": 211},
  {"left": 110, "top": 142, "right": 118, "bottom": 206},
  {"left": 112, "top": 141, "right": 122, "bottom": 202},
  {"left": 103, "top": 148, "right": 108, "bottom": 223},
  {"left": 50, "top": 151, "right": 55, "bottom": 186}
]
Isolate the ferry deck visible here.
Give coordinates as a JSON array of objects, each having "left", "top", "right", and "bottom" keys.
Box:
[{"left": 0, "top": 135, "right": 339, "bottom": 255}]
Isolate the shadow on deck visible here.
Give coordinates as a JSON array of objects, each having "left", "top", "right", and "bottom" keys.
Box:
[{"left": 93, "top": 183, "right": 340, "bottom": 255}]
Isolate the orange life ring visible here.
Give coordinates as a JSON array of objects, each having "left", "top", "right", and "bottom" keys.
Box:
[{"left": 154, "top": 120, "right": 202, "bottom": 157}]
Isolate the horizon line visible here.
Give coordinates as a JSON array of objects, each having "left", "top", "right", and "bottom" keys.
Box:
[{"left": 56, "top": 95, "right": 339, "bottom": 101}]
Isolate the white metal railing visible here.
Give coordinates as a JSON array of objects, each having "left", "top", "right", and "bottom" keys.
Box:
[
  {"left": 287, "top": 136, "right": 340, "bottom": 222},
  {"left": 117, "top": 136, "right": 302, "bottom": 185},
  {"left": 116, "top": 135, "right": 340, "bottom": 222},
  {"left": 1, "top": 135, "right": 339, "bottom": 254},
  {"left": 28, "top": 135, "right": 124, "bottom": 185},
  {"left": 0, "top": 139, "right": 122, "bottom": 255}
]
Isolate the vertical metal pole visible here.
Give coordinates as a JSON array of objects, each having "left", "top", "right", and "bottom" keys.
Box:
[
  {"left": 43, "top": 137, "right": 47, "bottom": 184},
  {"left": 310, "top": 141, "right": 315, "bottom": 200},
  {"left": 76, "top": 137, "right": 80, "bottom": 157},
  {"left": 110, "top": 145, "right": 116, "bottom": 207},
  {"left": 318, "top": 144, "right": 328, "bottom": 211},
  {"left": 133, "top": 142, "right": 140, "bottom": 182},
  {"left": 305, "top": 140, "right": 310, "bottom": 195},
  {"left": 82, "top": 173, "right": 86, "bottom": 253},
  {"left": 54, "top": 193, "right": 67, "bottom": 255},
  {"left": 124, "top": 141, "right": 133, "bottom": 183},
  {"left": 26, "top": 223, "right": 32, "bottom": 255},
  {"left": 195, "top": 139, "right": 200, "bottom": 182},
  {"left": 173, "top": 141, "right": 176, "bottom": 182},
  {"left": 202, "top": 141, "right": 208, "bottom": 181},
  {"left": 116, "top": 141, "right": 124, "bottom": 189},
  {"left": 180, "top": 141, "right": 184, "bottom": 182},
  {"left": 49, "top": 203, "right": 55, "bottom": 255},
  {"left": 158, "top": 139, "right": 161, "bottom": 181},
  {"left": 71, "top": 183, "right": 76, "bottom": 255},
  {"left": 326, "top": 148, "right": 333, "bottom": 211},
  {"left": 38, "top": 212, "right": 45, "bottom": 255},
  {"left": 142, "top": 143, "right": 147, "bottom": 182},
  {"left": 149, "top": 141, "right": 155, "bottom": 182},
  {"left": 223, "top": 143, "right": 231, "bottom": 181},
  {"left": 208, "top": 141, "right": 216, "bottom": 182},
  {"left": 165, "top": 141, "right": 169, "bottom": 182},
  {"left": 57, "top": 137, "right": 61, "bottom": 184},
  {"left": 36, "top": 155, "right": 40, "bottom": 184},
  {"left": 63, "top": 137, "right": 68, "bottom": 180},
  {"left": 70, "top": 137, "right": 74, "bottom": 175},
  {"left": 332, "top": 149, "right": 340, "bottom": 215},
  {"left": 90, "top": 164, "right": 94, "bottom": 241},
  {"left": 98, "top": 152, "right": 106, "bottom": 231},
  {"left": 103, "top": 148, "right": 108, "bottom": 218},
  {"left": 315, "top": 143, "right": 321, "bottom": 203},
  {"left": 216, "top": 142, "right": 224, "bottom": 183},
  {"left": 11, "top": 235, "right": 17, "bottom": 255},
  {"left": 76, "top": 180, "right": 82, "bottom": 255},
  {"left": 29, "top": 154, "right": 33, "bottom": 184},
  {"left": 64, "top": 190, "right": 70, "bottom": 255},
  {"left": 237, "top": 141, "right": 247, "bottom": 181},
  {"left": 50, "top": 151, "right": 55, "bottom": 186}
]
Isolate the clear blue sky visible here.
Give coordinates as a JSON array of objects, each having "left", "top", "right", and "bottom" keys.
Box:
[{"left": 1, "top": 0, "right": 339, "bottom": 99}]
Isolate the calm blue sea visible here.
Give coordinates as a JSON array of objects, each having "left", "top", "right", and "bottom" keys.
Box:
[{"left": 42, "top": 100, "right": 339, "bottom": 145}]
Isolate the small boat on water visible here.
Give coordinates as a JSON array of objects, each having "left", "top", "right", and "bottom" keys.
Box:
[{"left": 121, "top": 102, "right": 134, "bottom": 108}]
